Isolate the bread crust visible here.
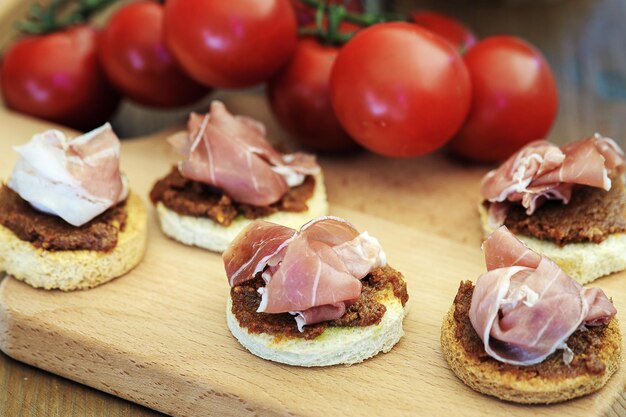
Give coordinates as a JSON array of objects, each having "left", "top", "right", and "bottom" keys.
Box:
[
  {"left": 478, "top": 203, "right": 626, "bottom": 284},
  {"left": 226, "top": 286, "right": 408, "bottom": 367},
  {"left": 155, "top": 172, "right": 328, "bottom": 253},
  {"left": 441, "top": 306, "right": 621, "bottom": 404},
  {"left": 0, "top": 191, "right": 147, "bottom": 291}
]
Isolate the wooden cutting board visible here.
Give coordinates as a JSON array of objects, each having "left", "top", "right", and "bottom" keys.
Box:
[{"left": 0, "top": 103, "right": 624, "bottom": 417}]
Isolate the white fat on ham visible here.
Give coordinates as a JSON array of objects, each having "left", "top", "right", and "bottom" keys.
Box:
[
  {"left": 270, "top": 165, "right": 305, "bottom": 187},
  {"left": 469, "top": 226, "right": 617, "bottom": 366},
  {"left": 291, "top": 303, "right": 347, "bottom": 332},
  {"left": 169, "top": 101, "right": 320, "bottom": 206},
  {"left": 8, "top": 124, "right": 128, "bottom": 227},
  {"left": 223, "top": 217, "right": 386, "bottom": 331},
  {"left": 332, "top": 231, "right": 387, "bottom": 278},
  {"left": 481, "top": 135, "right": 625, "bottom": 227}
]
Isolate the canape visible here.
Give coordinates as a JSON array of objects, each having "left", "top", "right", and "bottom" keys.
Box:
[
  {"left": 150, "top": 101, "right": 328, "bottom": 252},
  {"left": 223, "top": 216, "right": 409, "bottom": 367},
  {"left": 0, "top": 124, "right": 147, "bottom": 290},
  {"left": 479, "top": 134, "right": 626, "bottom": 283},
  {"left": 441, "top": 226, "right": 620, "bottom": 403}
]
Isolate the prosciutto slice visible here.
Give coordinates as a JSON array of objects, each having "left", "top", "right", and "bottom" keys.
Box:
[
  {"left": 258, "top": 236, "right": 363, "bottom": 313},
  {"left": 292, "top": 303, "right": 348, "bottom": 332},
  {"left": 469, "top": 226, "right": 617, "bottom": 366},
  {"left": 223, "top": 221, "right": 296, "bottom": 287},
  {"left": 8, "top": 123, "right": 128, "bottom": 227},
  {"left": 481, "top": 134, "right": 625, "bottom": 227},
  {"left": 169, "top": 101, "right": 320, "bottom": 206},
  {"left": 223, "top": 216, "right": 387, "bottom": 330}
]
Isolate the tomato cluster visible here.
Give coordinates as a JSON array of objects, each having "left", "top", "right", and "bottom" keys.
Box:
[
  {"left": 1, "top": 0, "right": 297, "bottom": 129},
  {"left": 0, "top": 0, "right": 558, "bottom": 162},
  {"left": 271, "top": 7, "right": 557, "bottom": 160}
]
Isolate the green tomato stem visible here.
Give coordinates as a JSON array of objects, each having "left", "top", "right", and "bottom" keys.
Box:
[
  {"left": 298, "top": 0, "right": 407, "bottom": 45},
  {"left": 16, "top": 0, "right": 120, "bottom": 35}
]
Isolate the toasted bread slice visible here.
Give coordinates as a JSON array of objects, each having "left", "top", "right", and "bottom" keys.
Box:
[
  {"left": 479, "top": 203, "right": 626, "bottom": 284},
  {"left": 226, "top": 267, "right": 409, "bottom": 367},
  {"left": 441, "top": 302, "right": 621, "bottom": 404},
  {"left": 0, "top": 191, "right": 147, "bottom": 290},
  {"left": 227, "top": 292, "right": 407, "bottom": 367},
  {"left": 155, "top": 172, "right": 329, "bottom": 253}
]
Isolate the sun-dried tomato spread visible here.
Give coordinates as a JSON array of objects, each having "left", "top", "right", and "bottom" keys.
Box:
[
  {"left": 487, "top": 177, "right": 626, "bottom": 246},
  {"left": 150, "top": 167, "right": 315, "bottom": 227},
  {"left": 0, "top": 185, "right": 127, "bottom": 252},
  {"left": 231, "top": 266, "right": 408, "bottom": 340}
]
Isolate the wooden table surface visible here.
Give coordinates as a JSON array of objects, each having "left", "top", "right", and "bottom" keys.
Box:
[{"left": 1, "top": 0, "right": 626, "bottom": 415}]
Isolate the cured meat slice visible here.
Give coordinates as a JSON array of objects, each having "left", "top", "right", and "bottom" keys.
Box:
[
  {"left": 469, "top": 226, "right": 617, "bottom": 366},
  {"left": 482, "top": 226, "right": 541, "bottom": 270},
  {"left": 481, "top": 141, "right": 565, "bottom": 203},
  {"left": 170, "top": 101, "right": 320, "bottom": 206},
  {"left": 333, "top": 231, "right": 388, "bottom": 279},
  {"left": 584, "top": 287, "right": 619, "bottom": 326},
  {"left": 300, "top": 216, "right": 359, "bottom": 246},
  {"left": 223, "top": 221, "right": 296, "bottom": 287},
  {"left": 595, "top": 134, "right": 626, "bottom": 169},
  {"left": 471, "top": 258, "right": 586, "bottom": 365},
  {"left": 481, "top": 135, "right": 625, "bottom": 225},
  {"left": 299, "top": 217, "right": 386, "bottom": 278},
  {"left": 224, "top": 217, "right": 387, "bottom": 329},
  {"left": 292, "top": 303, "right": 347, "bottom": 332},
  {"left": 8, "top": 123, "right": 128, "bottom": 227},
  {"left": 258, "top": 237, "right": 363, "bottom": 313}
]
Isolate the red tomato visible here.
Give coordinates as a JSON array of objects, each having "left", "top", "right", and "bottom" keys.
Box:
[
  {"left": 290, "top": 0, "right": 363, "bottom": 26},
  {"left": 448, "top": 36, "right": 558, "bottom": 163},
  {"left": 98, "top": 1, "right": 209, "bottom": 107},
  {"left": 268, "top": 26, "right": 359, "bottom": 152},
  {"left": 164, "top": 0, "right": 298, "bottom": 89},
  {"left": 411, "top": 11, "right": 477, "bottom": 53},
  {"left": 330, "top": 22, "right": 471, "bottom": 158},
  {"left": 0, "top": 26, "right": 120, "bottom": 131}
]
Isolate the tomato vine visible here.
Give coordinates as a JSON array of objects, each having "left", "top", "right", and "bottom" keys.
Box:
[
  {"left": 17, "top": 0, "right": 120, "bottom": 34},
  {"left": 298, "top": 0, "right": 406, "bottom": 44}
]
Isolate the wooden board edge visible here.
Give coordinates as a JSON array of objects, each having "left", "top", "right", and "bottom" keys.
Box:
[
  {"left": 0, "top": 277, "right": 281, "bottom": 417},
  {"left": 0, "top": 278, "right": 10, "bottom": 354}
]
